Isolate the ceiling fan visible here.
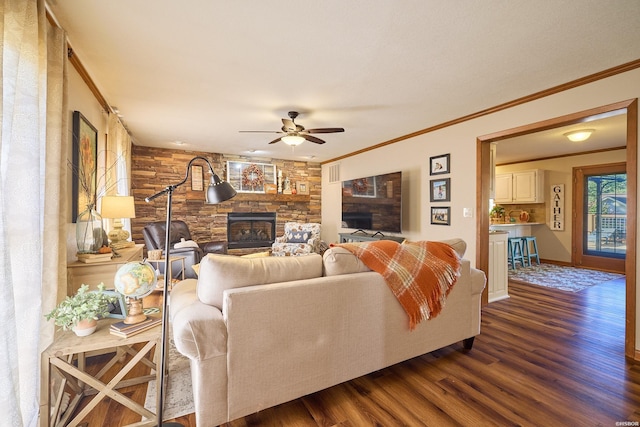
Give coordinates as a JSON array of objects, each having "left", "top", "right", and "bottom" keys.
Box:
[{"left": 239, "top": 111, "right": 344, "bottom": 146}]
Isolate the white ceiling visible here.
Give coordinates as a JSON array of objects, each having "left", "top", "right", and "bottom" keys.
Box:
[
  {"left": 46, "top": 1, "right": 640, "bottom": 163},
  {"left": 494, "top": 111, "right": 629, "bottom": 165}
]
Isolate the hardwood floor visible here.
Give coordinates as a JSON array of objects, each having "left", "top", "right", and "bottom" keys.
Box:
[{"left": 73, "top": 278, "right": 640, "bottom": 426}]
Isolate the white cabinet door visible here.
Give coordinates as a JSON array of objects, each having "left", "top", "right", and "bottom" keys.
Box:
[
  {"left": 488, "top": 233, "right": 509, "bottom": 302},
  {"left": 494, "top": 170, "right": 544, "bottom": 204},
  {"left": 494, "top": 174, "right": 513, "bottom": 203},
  {"left": 513, "top": 170, "right": 537, "bottom": 202}
]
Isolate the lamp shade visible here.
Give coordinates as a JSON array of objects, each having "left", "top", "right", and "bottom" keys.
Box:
[
  {"left": 564, "top": 129, "right": 595, "bottom": 142},
  {"left": 281, "top": 135, "right": 305, "bottom": 146},
  {"left": 100, "top": 195, "right": 136, "bottom": 219},
  {"left": 206, "top": 174, "right": 237, "bottom": 204}
]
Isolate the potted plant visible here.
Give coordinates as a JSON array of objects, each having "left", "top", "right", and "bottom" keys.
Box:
[
  {"left": 45, "top": 283, "right": 117, "bottom": 336},
  {"left": 490, "top": 205, "right": 505, "bottom": 223}
]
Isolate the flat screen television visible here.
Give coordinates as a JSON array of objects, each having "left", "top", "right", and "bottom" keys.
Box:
[{"left": 341, "top": 171, "right": 402, "bottom": 234}]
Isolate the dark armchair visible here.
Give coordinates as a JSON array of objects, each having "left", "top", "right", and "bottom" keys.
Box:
[{"left": 142, "top": 220, "right": 227, "bottom": 279}]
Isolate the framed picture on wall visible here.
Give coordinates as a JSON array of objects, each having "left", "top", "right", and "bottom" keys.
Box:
[
  {"left": 226, "top": 161, "right": 276, "bottom": 193},
  {"left": 429, "top": 153, "right": 450, "bottom": 175},
  {"left": 430, "top": 207, "right": 450, "bottom": 225},
  {"left": 71, "top": 111, "right": 98, "bottom": 223},
  {"left": 429, "top": 178, "right": 450, "bottom": 202},
  {"left": 191, "top": 165, "right": 204, "bottom": 191},
  {"left": 297, "top": 181, "right": 309, "bottom": 195}
]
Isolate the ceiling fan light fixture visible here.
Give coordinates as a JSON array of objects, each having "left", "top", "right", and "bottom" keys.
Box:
[
  {"left": 564, "top": 129, "right": 595, "bottom": 142},
  {"left": 281, "top": 134, "right": 305, "bottom": 146}
]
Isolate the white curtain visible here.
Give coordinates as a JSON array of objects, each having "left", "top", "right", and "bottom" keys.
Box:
[
  {"left": 0, "top": 1, "right": 67, "bottom": 426},
  {"left": 104, "top": 114, "right": 133, "bottom": 234}
]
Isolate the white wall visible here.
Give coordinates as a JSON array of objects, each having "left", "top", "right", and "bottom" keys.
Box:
[
  {"left": 496, "top": 149, "right": 626, "bottom": 263},
  {"left": 322, "top": 67, "right": 640, "bottom": 348}
]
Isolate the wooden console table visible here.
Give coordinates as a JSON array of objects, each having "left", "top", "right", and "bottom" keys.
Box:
[
  {"left": 66, "top": 244, "right": 144, "bottom": 295},
  {"left": 40, "top": 317, "right": 161, "bottom": 427},
  {"left": 338, "top": 232, "right": 405, "bottom": 243}
]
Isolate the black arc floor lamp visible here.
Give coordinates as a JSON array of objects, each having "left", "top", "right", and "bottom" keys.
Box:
[{"left": 145, "top": 156, "right": 236, "bottom": 426}]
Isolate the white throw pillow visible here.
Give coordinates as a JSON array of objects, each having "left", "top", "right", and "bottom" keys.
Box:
[
  {"left": 174, "top": 238, "right": 199, "bottom": 248},
  {"left": 197, "top": 253, "right": 323, "bottom": 309}
]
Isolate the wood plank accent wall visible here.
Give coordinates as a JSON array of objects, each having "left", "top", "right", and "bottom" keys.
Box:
[{"left": 130, "top": 145, "right": 321, "bottom": 249}]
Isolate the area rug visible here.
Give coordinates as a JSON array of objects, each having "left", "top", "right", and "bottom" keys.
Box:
[
  {"left": 144, "top": 337, "right": 194, "bottom": 421},
  {"left": 508, "top": 263, "right": 624, "bottom": 292}
]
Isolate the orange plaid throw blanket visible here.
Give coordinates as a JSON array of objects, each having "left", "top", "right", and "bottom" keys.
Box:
[{"left": 338, "top": 240, "right": 461, "bottom": 329}]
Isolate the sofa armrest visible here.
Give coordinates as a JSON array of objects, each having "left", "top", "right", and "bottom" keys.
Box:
[
  {"left": 469, "top": 267, "right": 487, "bottom": 295},
  {"left": 170, "top": 279, "right": 227, "bottom": 361}
]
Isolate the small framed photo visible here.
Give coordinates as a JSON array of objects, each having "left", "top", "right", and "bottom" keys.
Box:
[
  {"left": 430, "top": 178, "right": 450, "bottom": 202},
  {"left": 191, "top": 165, "right": 204, "bottom": 191},
  {"left": 429, "top": 153, "right": 450, "bottom": 175},
  {"left": 101, "top": 290, "right": 128, "bottom": 319},
  {"left": 430, "top": 207, "right": 451, "bottom": 226},
  {"left": 297, "top": 181, "right": 309, "bottom": 195}
]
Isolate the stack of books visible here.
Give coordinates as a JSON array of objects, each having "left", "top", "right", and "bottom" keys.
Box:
[
  {"left": 77, "top": 253, "right": 113, "bottom": 263},
  {"left": 109, "top": 317, "right": 162, "bottom": 338}
]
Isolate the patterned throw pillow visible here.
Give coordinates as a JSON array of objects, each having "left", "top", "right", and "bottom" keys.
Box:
[{"left": 286, "top": 231, "right": 311, "bottom": 243}]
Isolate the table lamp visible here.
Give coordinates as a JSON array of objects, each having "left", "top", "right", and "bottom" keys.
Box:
[{"left": 101, "top": 195, "right": 136, "bottom": 250}]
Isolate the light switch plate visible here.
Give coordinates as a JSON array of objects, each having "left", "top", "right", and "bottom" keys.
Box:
[{"left": 463, "top": 208, "right": 473, "bottom": 218}]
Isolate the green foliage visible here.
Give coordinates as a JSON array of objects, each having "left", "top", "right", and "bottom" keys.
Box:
[
  {"left": 490, "top": 205, "right": 505, "bottom": 217},
  {"left": 45, "top": 283, "right": 117, "bottom": 330}
]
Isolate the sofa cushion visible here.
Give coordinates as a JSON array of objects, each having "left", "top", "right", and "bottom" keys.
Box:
[
  {"left": 323, "top": 246, "right": 371, "bottom": 276},
  {"left": 322, "top": 238, "right": 467, "bottom": 277},
  {"left": 434, "top": 238, "right": 466, "bottom": 258},
  {"left": 191, "top": 250, "right": 273, "bottom": 276},
  {"left": 197, "top": 253, "right": 323, "bottom": 309}
]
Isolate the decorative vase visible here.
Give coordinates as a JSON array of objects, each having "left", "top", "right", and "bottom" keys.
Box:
[
  {"left": 76, "top": 204, "right": 104, "bottom": 254},
  {"left": 72, "top": 318, "right": 98, "bottom": 336}
]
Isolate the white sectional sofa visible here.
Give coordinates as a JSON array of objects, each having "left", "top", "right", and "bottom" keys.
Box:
[{"left": 169, "top": 238, "right": 486, "bottom": 426}]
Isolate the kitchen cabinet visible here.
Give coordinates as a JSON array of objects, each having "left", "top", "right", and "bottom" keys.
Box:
[
  {"left": 494, "top": 169, "right": 544, "bottom": 204},
  {"left": 488, "top": 231, "right": 509, "bottom": 302}
]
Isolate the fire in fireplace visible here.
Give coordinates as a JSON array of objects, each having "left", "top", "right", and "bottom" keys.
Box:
[{"left": 227, "top": 212, "right": 277, "bottom": 249}]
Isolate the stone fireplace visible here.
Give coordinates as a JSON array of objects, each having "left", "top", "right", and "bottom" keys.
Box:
[{"left": 227, "top": 212, "right": 277, "bottom": 249}]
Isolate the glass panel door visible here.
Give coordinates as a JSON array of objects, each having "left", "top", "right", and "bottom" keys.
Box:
[
  {"left": 585, "top": 173, "right": 627, "bottom": 257},
  {"left": 573, "top": 163, "right": 626, "bottom": 273}
]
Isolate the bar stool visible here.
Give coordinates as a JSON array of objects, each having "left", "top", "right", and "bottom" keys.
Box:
[
  {"left": 521, "top": 236, "right": 540, "bottom": 266},
  {"left": 507, "top": 237, "right": 526, "bottom": 269}
]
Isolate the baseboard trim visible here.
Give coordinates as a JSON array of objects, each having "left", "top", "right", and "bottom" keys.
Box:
[{"left": 538, "top": 259, "right": 571, "bottom": 267}]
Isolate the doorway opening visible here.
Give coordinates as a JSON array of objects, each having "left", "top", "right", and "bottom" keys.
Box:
[{"left": 476, "top": 99, "right": 637, "bottom": 359}]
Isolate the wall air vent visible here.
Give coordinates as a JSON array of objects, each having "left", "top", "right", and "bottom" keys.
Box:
[{"left": 328, "top": 163, "right": 340, "bottom": 184}]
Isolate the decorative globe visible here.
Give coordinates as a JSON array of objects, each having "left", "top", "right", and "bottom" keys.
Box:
[{"left": 114, "top": 261, "right": 157, "bottom": 324}]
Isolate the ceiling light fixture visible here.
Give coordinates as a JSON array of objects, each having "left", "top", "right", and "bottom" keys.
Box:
[
  {"left": 564, "top": 129, "right": 595, "bottom": 142},
  {"left": 281, "top": 134, "right": 305, "bottom": 146}
]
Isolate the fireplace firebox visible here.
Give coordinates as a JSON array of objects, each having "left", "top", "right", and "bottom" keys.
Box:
[{"left": 227, "top": 212, "right": 276, "bottom": 249}]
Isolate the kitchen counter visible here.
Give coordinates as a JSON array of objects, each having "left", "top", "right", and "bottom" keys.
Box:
[
  {"left": 490, "top": 222, "right": 544, "bottom": 227},
  {"left": 490, "top": 222, "right": 545, "bottom": 238}
]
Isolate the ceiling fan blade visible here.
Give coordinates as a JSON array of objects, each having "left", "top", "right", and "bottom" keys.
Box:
[
  {"left": 239, "top": 130, "right": 283, "bottom": 134},
  {"left": 304, "top": 135, "right": 326, "bottom": 144},
  {"left": 268, "top": 136, "right": 282, "bottom": 144},
  {"left": 305, "top": 127, "right": 345, "bottom": 134},
  {"left": 281, "top": 118, "right": 297, "bottom": 133}
]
